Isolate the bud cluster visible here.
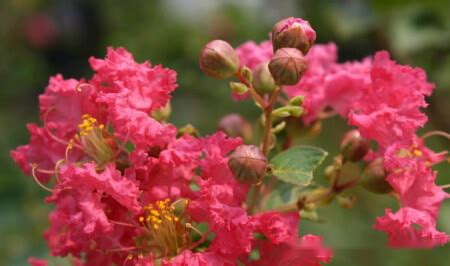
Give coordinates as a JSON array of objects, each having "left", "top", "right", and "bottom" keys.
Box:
[{"left": 268, "top": 17, "right": 316, "bottom": 86}]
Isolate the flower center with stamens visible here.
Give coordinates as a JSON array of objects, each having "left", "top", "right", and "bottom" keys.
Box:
[
  {"left": 138, "top": 199, "right": 190, "bottom": 258},
  {"left": 77, "top": 114, "right": 115, "bottom": 166}
]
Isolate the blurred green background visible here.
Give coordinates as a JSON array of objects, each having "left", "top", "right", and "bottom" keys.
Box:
[{"left": 0, "top": 0, "right": 449, "bottom": 265}]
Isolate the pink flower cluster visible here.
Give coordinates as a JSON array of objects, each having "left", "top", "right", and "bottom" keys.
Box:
[
  {"left": 12, "top": 47, "right": 331, "bottom": 265},
  {"left": 236, "top": 40, "right": 448, "bottom": 248}
]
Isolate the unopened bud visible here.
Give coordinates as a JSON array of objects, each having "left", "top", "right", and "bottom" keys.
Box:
[
  {"left": 252, "top": 62, "right": 277, "bottom": 94},
  {"left": 199, "top": 40, "right": 239, "bottom": 79},
  {"left": 360, "top": 158, "right": 392, "bottom": 194},
  {"left": 150, "top": 103, "right": 171, "bottom": 122},
  {"left": 288, "top": 96, "right": 304, "bottom": 106},
  {"left": 324, "top": 165, "right": 337, "bottom": 183},
  {"left": 272, "top": 17, "right": 316, "bottom": 54},
  {"left": 229, "top": 82, "right": 248, "bottom": 95},
  {"left": 268, "top": 48, "right": 307, "bottom": 85},
  {"left": 337, "top": 195, "right": 356, "bottom": 209},
  {"left": 228, "top": 145, "right": 267, "bottom": 184},
  {"left": 177, "top": 124, "right": 199, "bottom": 138},
  {"left": 218, "top": 114, "right": 253, "bottom": 141},
  {"left": 340, "top": 130, "right": 370, "bottom": 162}
]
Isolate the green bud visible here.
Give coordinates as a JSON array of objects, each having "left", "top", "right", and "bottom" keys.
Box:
[
  {"left": 150, "top": 103, "right": 171, "bottom": 122},
  {"left": 360, "top": 158, "right": 392, "bottom": 194},
  {"left": 288, "top": 96, "right": 305, "bottom": 106},
  {"left": 337, "top": 195, "right": 356, "bottom": 209},
  {"left": 272, "top": 121, "right": 286, "bottom": 134},
  {"left": 252, "top": 62, "right": 277, "bottom": 94},
  {"left": 199, "top": 40, "right": 239, "bottom": 79},
  {"left": 240, "top": 66, "right": 253, "bottom": 83},
  {"left": 229, "top": 82, "right": 249, "bottom": 95},
  {"left": 177, "top": 124, "right": 199, "bottom": 138}
]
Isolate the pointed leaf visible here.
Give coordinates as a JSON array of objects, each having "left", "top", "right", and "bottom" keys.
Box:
[{"left": 270, "top": 145, "right": 328, "bottom": 186}]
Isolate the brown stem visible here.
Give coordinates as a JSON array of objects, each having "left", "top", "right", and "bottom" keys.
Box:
[
  {"left": 236, "top": 72, "right": 267, "bottom": 109},
  {"left": 262, "top": 88, "right": 281, "bottom": 156},
  {"left": 247, "top": 89, "right": 280, "bottom": 214}
]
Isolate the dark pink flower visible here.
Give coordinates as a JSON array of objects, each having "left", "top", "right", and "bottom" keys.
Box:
[
  {"left": 250, "top": 212, "right": 332, "bottom": 266},
  {"left": 39, "top": 74, "right": 101, "bottom": 134},
  {"left": 384, "top": 142, "right": 447, "bottom": 220},
  {"left": 28, "top": 257, "right": 48, "bottom": 266},
  {"left": 110, "top": 102, "right": 177, "bottom": 149},
  {"left": 251, "top": 211, "right": 294, "bottom": 244},
  {"left": 90, "top": 47, "right": 177, "bottom": 113},
  {"left": 163, "top": 250, "right": 230, "bottom": 266},
  {"left": 349, "top": 51, "right": 434, "bottom": 148},
  {"left": 374, "top": 208, "right": 449, "bottom": 248},
  {"left": 11, "top": 124, "right": 70, "bottom": 182}
]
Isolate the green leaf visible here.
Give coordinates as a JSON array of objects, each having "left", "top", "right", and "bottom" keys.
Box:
[
  {"left": 262, "top": 181, "right": 305, "bottom": 210},
  {"left": 270, "top": 145, "right": 328, "bottom": 186}
]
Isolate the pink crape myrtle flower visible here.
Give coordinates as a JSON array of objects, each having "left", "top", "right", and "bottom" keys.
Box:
[
  {"left": 374, "top": 208, "right": 449, "bottom": 248},
  {"left": 373, "top": 138, "right": 449, "bottom": 248},
  {"left": 349, "top": 51, "right": 434, "bottom": 149},
  {"left": 12, "top": 44, "right": 333, "bottom": 264},
  {"left": 342, "top": 52, "right": 448, "bottom": 247},
  {"left": 249, "top": 212, "right": 332, "bottom": 266}
]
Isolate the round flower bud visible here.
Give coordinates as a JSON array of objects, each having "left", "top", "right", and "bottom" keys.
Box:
[
  {"left": 228, "top": 145, "right": 267, "bottom": 184},
  {"left": 151, "top": 103, "right": 171, "bottom": 122},
  {"left": 268, "top": 48, "right": 307, "bottom": 85},
  {"left": 340, "top": 130, "right": 370, "bottom": 162},
  {"left": 272, "top": 17, "right": 316, "bottom": 54},
  {"left": 252, "top": 62, "right": 277, "bottom": 94},
  {"left": 360, "top": 158, "right": 392, "bottom": 194},
  {"left": 218, "top": 114, "right": 253, "bottom": 142},
  {"left": 199, "top": 40, "right": 239, "bottom": 79}
]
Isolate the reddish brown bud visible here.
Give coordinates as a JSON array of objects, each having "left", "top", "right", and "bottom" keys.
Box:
[
  {"left": 272, "top": 17, "right": 316, "bottom": 54},
  {"left": 199, "top": 40, "right": 239, "bottom": 79},
  {"left": 268, "top": 48, "right": 307, "bottom": 85},
  {"left": 252, "top": 62, "right": 277, "bottom": 94},
  {"left": 228, "top": 145, "right": 267, "bottom": 184},
  {"left": 340, "top": 130, "right": 370, "bottom": 162},
  {"left": 360, "top": 158, "right": 392, "bottom": 194},
  {"left": 218, "top": 114, "right": 252, "bottom": 142}
]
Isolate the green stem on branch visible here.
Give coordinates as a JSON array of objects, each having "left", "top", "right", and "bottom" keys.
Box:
[
  {"left": 236, "top": 71, "right": 267, "bottom": 109},
  {"left": 261, "top": 88, "right": 280, "bottom": 156}
]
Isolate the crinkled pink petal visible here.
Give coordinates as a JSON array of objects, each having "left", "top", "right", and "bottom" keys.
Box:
[
  {"left": 44, "top": 194, "right": 97, "bottom": 256},
  {"left": 251, "top": 211, "right": 297, "bottom": 244},
  {"left": 164, "top": 250, "right": 229, "bottom": 266},
  {"left": 11, "top": 124, "right": 69, "bottom": 182},
  {"left": 254, "top": 234, "right": 332, "bottom": 266},
  {"left": 189, "top": 179, "right": 252, "bottom": 257},
  {"left": 56, "top": 163, "right": 141, "bottom": 213},
  {"left": 110, "top": 104, "right": 176, "bottom": 149},
  {"left": 349, "top": 51, "right": 434, "bottom": 148},
  {"left": 39, "top": 74, "right": 101, "bottom": 133},
  {"left": 322, "top": 58, "right": 372, "bottom": 117},
  {"left": 28, "top": 257, "right": 48, "bottom": 266},
  {"left": 374, "top": 208, "right": 449, "bottom": 248},
  {"left": 90, "top": 47, "right": 177, "bottom": 113},
  {"left": 384, "top": 143, "right": 447, "bottom": 219}
]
